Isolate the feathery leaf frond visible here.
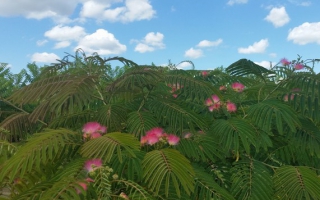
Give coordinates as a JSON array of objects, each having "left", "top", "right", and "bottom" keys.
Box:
[{"left": 142, "top": 148, "right": 195, "bottom": 197}]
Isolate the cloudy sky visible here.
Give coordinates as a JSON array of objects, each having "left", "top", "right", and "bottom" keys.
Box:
[{"left": 1, "top": 0, "right": 320, "bottom": 73}]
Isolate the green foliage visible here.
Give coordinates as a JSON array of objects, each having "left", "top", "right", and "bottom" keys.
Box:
[{"left": 1, "top": 52, "right": 320, "bottom": 199}]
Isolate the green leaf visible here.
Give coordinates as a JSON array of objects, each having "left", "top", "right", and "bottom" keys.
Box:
[
  {"left": 80, "top": 132, "right": 140, "bottom": 163},
  {"left": 273, "top": 166, "right": 320, "bottom": 199},
  {"left": 142, "top": 148, "right": 195, "bottom": 197},
  {"left": 231, "top": 158, "right": 273, "bottom": 200}
]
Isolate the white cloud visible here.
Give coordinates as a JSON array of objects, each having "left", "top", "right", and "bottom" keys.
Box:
[
  {"left": 80, "top": 0, "right": 156, "bottom": 23},
  {"left": 227, "top": 0, "right": 248, "bottom": 6},
  {"left": 54, "top": 41, "right": 71, "bottom": 49},
  {"left": 184, "top": 48, "right": 203, "bottom": 59},
  {"left": 287, "top": 22, "right": 320, "bottom": 45},
  {"left": 31, "top": 52, "right": 60, "bottom": 63},
  {"left": 176, "top": 62, "right": 193, "bottom": 69},
  {"left": 134, "top": 32, "right": 165, "bottom": 53},
  {"left": 238, "top": 39, "right": 269, "bottom": 54},
  {"left": 45, "top": 25, "right": 86, "bottom": 42},
  {"left": 44, "top": 25, "right": 86, "bottom": 48},
  {"left": 197, "top": 39, "right": 223, "bottom": 48},
  {"left": 254, "top": 61, "right": 274, "bottom": 69},
  {"left": 265, "top": 7, "right": 290, "bottom": 27},
  {"left": 75, "top": 29, "right": 126, "bottom": 55},
  {"left": 0, "top": 0, "right": 78, "bottom": 20},
  {"left": 36, "top": 40, "right": 48, "bottom": 46}
]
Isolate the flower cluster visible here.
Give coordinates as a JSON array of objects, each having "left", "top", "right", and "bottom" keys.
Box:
[
  {"left": 231, "top": 82, "right": 245, "bottom": 92},
  {"left": 82, "top": 122, "right": 107, "bottom": 139},
  {"left": 205, "top": 95, "right": 237, "bottom": 113},
  {"left": 281, "top": 58, "right": 304, "bottom": 70},
  {"left": 140, "top": 127, "right": 180, "bottom": 146}
]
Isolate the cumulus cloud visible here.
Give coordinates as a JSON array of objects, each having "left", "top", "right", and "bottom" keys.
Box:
[
  {"left": 44, "top": 25, "right": 86, "bottom": 48},
  {"left": 31, "top": 52, "right": 60, "bottom": 63},
  {"left": 80, "top": 0, "right": 156, "bottom": 23},
  {"left": 287, "top": 22, "right": 320, "bottom": 45},
  {"left": 238, "top": 39, "right": 269, "bottom": 54},
  {"left": 176, "top": 62, "right": 193, "bottom": 69},
  {"left": 75, "top": 29, "right": 126, "bottom": 55},
  {"left": 184, "top": 48, "right": 203, "bottom": 59},
  {"left": 134, "top": 32, "right": 165, "bottom": 53},
  {"left": 265, "top": 7, "right": 290, "bottom": 27},
  {"left": 0, "top": 0, "right": 78, "bottom": 20},
  {"left": 197, "top": 39, "right": 223, "bottom": 48},
  {"left": 227, "top": 0, "right": 248, "bottom": 6}
]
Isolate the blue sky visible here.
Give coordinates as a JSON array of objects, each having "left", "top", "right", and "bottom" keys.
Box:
[{"left": 1, "top": 0, "right": 320, "bottom": 73}]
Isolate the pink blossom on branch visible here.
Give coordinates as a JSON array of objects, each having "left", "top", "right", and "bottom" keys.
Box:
[
  {"left": 219, "top": 85, "right": 227, "bottom": 91},
  {"left": 294, "top": 63, "right": 304, "bottom": 70},
  {"left": 226, "top": 102, "right": 237, "bottom": 113},
  {"left": 84, "top": 159, "right": 102, "bottom": 172},
  {"left": 76, "top": 182, "right": 88, "bottom": 194},
  {"left": 167, "top": 134, "right": 180, "bottom": 145},
  {"left": 280, "top": 58, "right": 291, "bottom": 66},
  {"left": 208, "top": 103, "right": 221, "bottom": 112},
  {"left": 231, "top": 82, "right": 245, "bottom": 92}
]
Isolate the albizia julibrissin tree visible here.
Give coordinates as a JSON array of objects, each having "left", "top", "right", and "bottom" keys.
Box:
[{"left": 1, "top": 51, "right": 320, "bottom": 200}]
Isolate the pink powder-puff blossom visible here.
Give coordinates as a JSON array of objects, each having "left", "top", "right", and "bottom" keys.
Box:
[
  {"left": 83, "top": 122, "right": 106, "bottom": 134},
  {"left": 202, "top": 71, "right": 208, "bottom": 77},
  {"left": 146, "top": 134, "right": 159, "bottom": 145},
  {"left": 281, "top": 58, "right": 291, "bottom": 66},
  {"left": 219, "top": 85, "right": 227, "bottom": 91},
  {"left": 119, "top": 192, "right": 129, "bottom": 199},
  {"left": 167, "top": 134, "right": 180, "bottom": 145},
  {"left": 226, "top": 102, "right": 237, "bottom": 113},
  {"left": 140, "top": 135, "right": 148, "bottom": 145},
  {"left": 172, "top": 94, "right": 178, "bottom": 98},
  {"left": 146, "top": 127, "right": 164, "bottom": 138},
  {"left": 183, "top": 132, "right": 192, "bottom": 139},
  {"left": 90, "top": 132, "right": 102, "bottom": 139},
  {"left": 84, "top": 159, "right": 102, "bottom": 172},
  {"left": 294, "top": 63, "right": 304, "bottom": 70},
  {"left": 205, "top": 98, "right": 214, "bottom": 106},
  {"left": 231, "top": 82, "right": 245, "bottom": 92},
  {"left": 208, "top": 103, "right": 221, "bottom": 112},
  {"left": 211, "top": 95, "right": 220, "bottom": 103},
  {"left": 76, "top": 182, "right": 87, "bottom": 194}
]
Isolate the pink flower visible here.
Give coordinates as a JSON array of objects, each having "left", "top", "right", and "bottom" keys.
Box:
[
  {"left": 205, "top": 98, "right": 214, "bottom": 106},
  {"left": 90, "top": 132, "right": 102, "bottom": 139},
  {"left": 202, "top": 71, "right": 208, "bottom": 77},
  {"left": 147, "top": 134, "right": 159, "bottom": 145},
  {"left": 219, "top": 85, "right": 227, "bottom": 91},
  {"left": 211, "top": 95, "right": 220, "bottom": 103},
  {"left": 208, "top": 103, "right": 221, "bottom": 112},
  {"left": 172, "top": 94, "right": 178, "bottom": 98},
  {"left": 226, "top": 102, "right": 237, "bottom": 113},
  {"left": 280, "top": 58, "right": 291, "bottom": 66},
  {"left": 167, "top": 134, "right": 180, "bottom": 145},
  {"left": 146, "top": 127, "right": 164, "bottom": 138},
  {"left": 140, "top": 135, "right": 148, "bottom": 145},
  {"left": 231, "top": 82, "right": 245, "bottom": 92},
  {"left": 119, "top": 192, "right": 129, "bottom": 199},
  {"left": 294, "top": 63, "right": 304, "bottom": 70},
  {"left": 183, "top": 132, "right": 192, "bottom": 139},
  {"left": 84, "top": 159, "right": 102, "bottom": 172},
  {"left": 76, "top": 182, "right": 87, "bottom": 194},
  {"left": 83, "top": 122, "right": 104, "bottom": 134},
  {"left": 86, "top": 178, "right": 95, "bottom": 183}
]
